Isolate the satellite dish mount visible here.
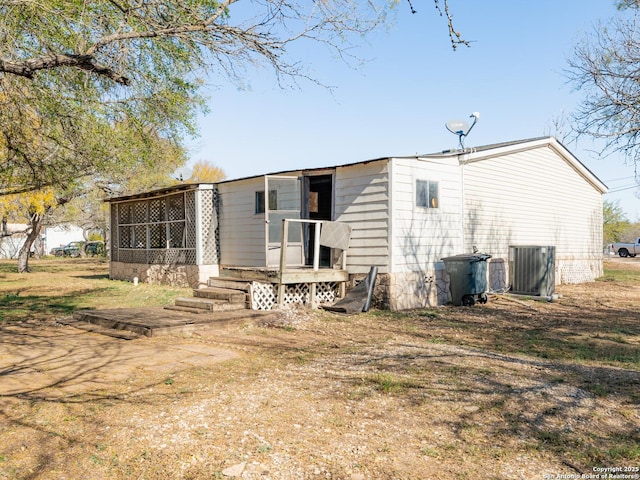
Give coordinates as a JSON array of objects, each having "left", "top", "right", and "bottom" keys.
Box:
[
  {"left": 445, "top": 112, "right": 480, "bottom": 149},
  {"left": 172, "top": 165, "right": 193, "bottom": 182}
]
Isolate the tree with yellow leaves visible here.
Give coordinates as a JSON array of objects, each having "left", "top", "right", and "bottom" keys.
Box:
[
  {"left": 187, "top": 161, "right": 226, "bottom": 183},
  {"left": 0, "top": 188, "right": 58, "bottom": 272}
]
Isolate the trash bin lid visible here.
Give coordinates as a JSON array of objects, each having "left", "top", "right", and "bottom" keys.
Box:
[{"left": 442, "top": 253, "right": 492, "bottom": 263}]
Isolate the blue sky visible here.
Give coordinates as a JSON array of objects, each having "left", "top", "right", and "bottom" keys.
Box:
[{"left": 187, "top": 1, "right": 640, "bottom": 220}]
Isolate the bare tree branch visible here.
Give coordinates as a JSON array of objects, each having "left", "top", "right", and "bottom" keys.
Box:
[
  {"left": 435, "top": 0, "right": 470, "bottom": 50},
  {"left": 568, "top": 10, "right": 640, "bottom": 169}
]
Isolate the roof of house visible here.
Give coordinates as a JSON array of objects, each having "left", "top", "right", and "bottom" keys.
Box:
[
  {"left": 106, "top": 136, "right": 607, "bottom": 202},
  {"left": 105, "top": 181, "right": 213, "bottom": 203}
]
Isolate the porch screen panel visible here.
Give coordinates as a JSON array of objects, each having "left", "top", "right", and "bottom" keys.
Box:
[
  {"left": 133, "top": 201, "right": 147, "bottom": 223},
  {"left": 168, "top": 222, "right": 185, "bottom": 248},
  {"left": 265, "top": 176, "right": 302, "bottom": 267},
  {"left": 168, "top": 194, "right": 185, "bottom": 220},
  {"left": 113, "top": 191, "right": 195, "bottom": 265},
  {"left": 119, "top": 225, "right": 133, "bottom": 248},
  {"left": 118, "top": 203, "right": 131, "bottom": 224},
  {"left": 149, "top": 199, "right": 165, "bottom": 222},
  {"left": 267, "top": 177, "right": 301, "bottom": 244},
  {"left": 268, "top": 213, "right": 303, "bottom": 243},
  {"left": 149, "top": 223, "right": 166, "bottom": 248}
]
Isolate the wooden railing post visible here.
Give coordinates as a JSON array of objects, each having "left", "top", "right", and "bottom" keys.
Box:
[{"left": 278, "top": 219, "right": 288, "bottom": 306}]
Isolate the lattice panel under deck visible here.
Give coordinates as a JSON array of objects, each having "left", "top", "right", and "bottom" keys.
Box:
[
  {"left": 251, "top": 281, "right": 340, "bottom": 310},
  {"left": 286, "top": 284, "right": 310, "bottom": 305},
  {"left": 316, "top": 282, "right": 338, "bottom": 303},
  {"left": 251, "top": 282, "right": 277, "bottom": 311}
]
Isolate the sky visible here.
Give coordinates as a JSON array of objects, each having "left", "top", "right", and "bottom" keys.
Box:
[{"left": 186, "top": 0, "right": 640, "bottom": 220}]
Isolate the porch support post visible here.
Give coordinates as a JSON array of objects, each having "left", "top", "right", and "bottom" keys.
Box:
[
  {"left": 310, "top": 221, "right": 321, "bottom": 308},
  {"left": 313, "top": 222, "right": 321, "bottom": 270},
  {"left": 339, "top": 249, "right": 348, "bottom": 298},
  {"left": 195, "top": 188, "right": 203, "bottom": 265},
  {"left": 278, "top": 219, "right": 288, "bottom": 306}
]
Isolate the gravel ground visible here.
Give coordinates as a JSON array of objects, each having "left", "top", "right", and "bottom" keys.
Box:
[{"left": 1, "top": 258, "right": 639, "bottom": 479}]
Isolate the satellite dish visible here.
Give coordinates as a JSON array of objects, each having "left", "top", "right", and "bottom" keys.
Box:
[
  {"left": 172, "top": 166, "right": 193, "bottom": 182},
  {"left": 445, "top": 112, "right": 480, "bottom": 149},
  {"left": 446, "top": 120, "right": 470, "bottom": 136}
]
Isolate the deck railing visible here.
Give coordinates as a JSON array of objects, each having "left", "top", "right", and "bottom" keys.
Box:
[{"left": 278, "top": 218, "right": 350, "bottom": 307}]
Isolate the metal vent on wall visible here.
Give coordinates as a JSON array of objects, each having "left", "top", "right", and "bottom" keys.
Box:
[{"left": 509, "top": 246, "right": 556, "bottom": 297}]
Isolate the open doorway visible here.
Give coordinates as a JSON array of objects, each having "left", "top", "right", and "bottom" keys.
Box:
[{"left": 304, "top": 174, "right": 333, "bottom": 267}]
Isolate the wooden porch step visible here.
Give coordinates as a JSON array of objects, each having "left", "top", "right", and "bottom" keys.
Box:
[
  {"left": 171, "top": 296, "right": 247, "bottom": 312},
  {"left": 70, "top": 312, "right": 151, "bottom": 337},
  {"left": 219, "top": 268, "right": 279, "bottom": 283},
  {"left": 194, "top": 287, "right": 247, "bottom": 303},
  {"left": 208, "top": 277, "right": 252, "bottom": 291},
  {"left": 164, "top": 304, "right": 212, "bottom": 314},
  {"left": 58, "top": 317, "right": 143, "bottom": 340}
]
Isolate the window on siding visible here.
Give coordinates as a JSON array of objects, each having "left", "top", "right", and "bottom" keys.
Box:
[
  {"left": 255, "top": 189, "right": 278, "bottom": 213},
  {"left": 416, "top": 180, "right": 439, "bottom": 208}
]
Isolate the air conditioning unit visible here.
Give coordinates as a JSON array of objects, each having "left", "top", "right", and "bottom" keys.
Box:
[{"left": 509, "top": 246, "right": 556, "bottom": 297}]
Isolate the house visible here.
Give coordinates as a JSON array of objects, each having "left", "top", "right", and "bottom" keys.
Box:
[
  {"left": 106, "top": 137, "right": 607, "bottom": 310},
  {"left": 44, "top": 224, "right": 85, "bottom": 255},
  {"left": 0, "top": 223, "right": 84, "bottom": 259},
  {"left": 0, "top": 223, "right": 29, "bottom": 259}
]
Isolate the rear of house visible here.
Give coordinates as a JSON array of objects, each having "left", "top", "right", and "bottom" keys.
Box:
[
  {"left": 382, "top": 137, "right": 606, "bottom": 309},
  {"left": 459, "top": 138, "right": 605, "bottom": 285},
  {"left": 107, "top": 137, "right": 607, "bottom": 310}
]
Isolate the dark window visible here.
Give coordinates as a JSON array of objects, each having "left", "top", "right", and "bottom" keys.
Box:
[
  {"left": 416, "top": 180, "right": 439, "bottom": 208},
  {"left": 255, "top": 189, "right": 278, "bottom": 213}
]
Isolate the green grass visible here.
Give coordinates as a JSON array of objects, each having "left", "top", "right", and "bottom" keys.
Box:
[
  {"left": 368, "top": 372, "right": 423, "bottom": 394},
  {"left": 0, "top": 258, "right": 192, "bottom": 324},
  {"left": 597, "top": 263, "right": 640, "bottom": 283}
]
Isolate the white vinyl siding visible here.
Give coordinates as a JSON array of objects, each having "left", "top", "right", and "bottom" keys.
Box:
[
  {"left": 333, "top": 160, "right": 391, "bottom": 274},
  {"left": 390, "top": 157, "right": 463, "bottom": 273},
  {"left": 218, "top": 177, "right": 267, "bottom": 266},
  {"left": 461, "top": 146, "right": 603, "bottom": 259}
]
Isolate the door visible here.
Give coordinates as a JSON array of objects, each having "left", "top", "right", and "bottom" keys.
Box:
[
  {"left": 304, "top": 174, "right": 334, "bottom": 266},
  {"left": 265, "top": 176, "right": 303, "bottom": 267}
]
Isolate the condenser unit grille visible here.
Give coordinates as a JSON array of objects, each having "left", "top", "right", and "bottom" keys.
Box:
[{"left": 509, "top": 246, "right": 556, "bottom": 296}]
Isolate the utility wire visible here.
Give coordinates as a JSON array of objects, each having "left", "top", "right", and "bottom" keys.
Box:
[
  {"left": 606, "top": 184, "right": 640, "bottom": 193},
  {"left": 603, "top": 175, "right": 638, "bottom": 182}
]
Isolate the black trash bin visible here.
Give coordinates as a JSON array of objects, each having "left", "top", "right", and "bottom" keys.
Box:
[{"left": 442, "top": 253, "right": 492, "bottom": 306}]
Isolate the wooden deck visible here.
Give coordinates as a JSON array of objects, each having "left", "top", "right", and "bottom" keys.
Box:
[
  {"left": 221, "top": 266, "right": 349, "bottom": 308},
  {"left": 220, "top": 266, "right": 349, "bottom": 284},
  {"left": 68, "top": 307, "right": 271, "bottom": 339}
]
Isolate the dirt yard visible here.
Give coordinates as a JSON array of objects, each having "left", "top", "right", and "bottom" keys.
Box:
[{"left": 1, "top": 258, "right": 639, "bottom": 479}]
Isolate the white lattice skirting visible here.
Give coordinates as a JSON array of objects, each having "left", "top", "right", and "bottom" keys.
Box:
[{"left": 250, "top": 281, "right": 339, "bottom": 310}]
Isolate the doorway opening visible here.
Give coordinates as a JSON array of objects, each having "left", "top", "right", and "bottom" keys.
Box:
[{"left": 304, "top": 174, "right": 333, "bottom": 267}]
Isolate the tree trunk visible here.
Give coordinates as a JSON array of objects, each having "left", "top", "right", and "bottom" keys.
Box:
[{"left": 17, "top": 213, "right": 45, "bottom": 273}]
